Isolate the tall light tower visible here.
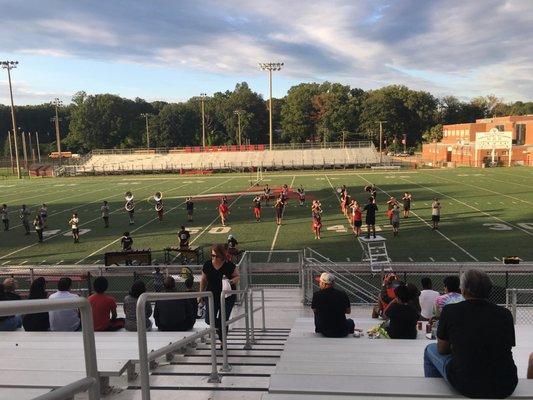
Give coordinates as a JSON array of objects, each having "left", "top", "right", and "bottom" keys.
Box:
[
  {"left": 259, "top": 62, "right": 283, "bottom": 150},
  {"left": 377, "top": 120, "right": 387, "bottom": 164},
  {"left": 1, "top": 60, "right": 21, "bottom": 178},
  {"left": 51, "top": 98, "right": 63, "bottom": 165},
  {"left": 200, "top": 93, "right": 207, "bottom": 147},
  {"left": 140, "top": 113, "right": 152, "bottom": 149},
  {"left": 234, "top": 109, "right": 245, "bottom": 147}
]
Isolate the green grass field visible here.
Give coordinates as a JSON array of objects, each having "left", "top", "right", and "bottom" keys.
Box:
[{"left": 1, "top": 167, "right": 533, "bottom": 266}]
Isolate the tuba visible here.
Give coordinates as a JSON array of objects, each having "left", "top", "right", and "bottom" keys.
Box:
[
  {"left": 125, "top": 191, "right": 135, "bottom": 212},
  {"left": 154, "top": 192, "right": 163, "bottom": 211}
]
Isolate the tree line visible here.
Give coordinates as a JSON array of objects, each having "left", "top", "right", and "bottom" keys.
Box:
[{"left": 2, "top": 82, "right": 533, "bottom": 156}]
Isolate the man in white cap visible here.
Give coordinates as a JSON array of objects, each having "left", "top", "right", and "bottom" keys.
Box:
[{"left": 311, "top": 272, "right": 354, "bottom": 337}]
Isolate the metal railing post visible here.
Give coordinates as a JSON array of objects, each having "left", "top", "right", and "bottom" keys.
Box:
[
  {"left": 512, "top": 289, "right": 517, "bottom": 323},
  {"left": 249, "top": 290, "right": 255, "bottom": 344},
  {"left": 220, "top": 291, "right": 230, "bottom": 372},
  {"left": 260, "top": 288, "right": 266, "bottom": 332},
  {"left": 243, "top": 290, "right": 251, "bottom": 350}
]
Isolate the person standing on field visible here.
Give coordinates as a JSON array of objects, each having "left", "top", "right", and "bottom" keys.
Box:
[
  {"left": 20, "top": 205, "right": 31, "bottom": 235},
  {"left": 1, "top": 204, "right": 9, "bottom": 231},
  {"left": 33, "top": 214, "right": 44, "bottom": 243},
  {"left": 363, "top": 197, "right": 378, "bottom": 239},
  {"left": 101, "top": 201, "right": 110, "bottom": 228},
  {"left": 391, "top": 204, "right": 400, "bottom": 237},
  {"left": 69, "top": 212, "right": 80, "bottom": 243},
  {"left": 431, "top": 198, "right": 441, "bottom": 230}
]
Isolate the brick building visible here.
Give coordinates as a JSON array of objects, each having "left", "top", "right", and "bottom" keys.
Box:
[{"left": 422, "top": 115, "right": 533, "bottom": 166}]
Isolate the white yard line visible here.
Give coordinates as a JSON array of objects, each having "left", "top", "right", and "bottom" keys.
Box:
[
  {"left": 354, "top": 173, "right": 479, "bottom": 261},
  {"left": 451, "top": 257, "right": 457, "bottom": 262},
  {"left": 429, "top": 257, "right": 435, "bottom": 262},
  {"left": 75, "top": 178, "right": 236, "bottom": 264},
  {"left": 20, "top": 260, "right": 28, "bottom": 265},
  {"left": 402, "top": 175, "right": 533, "bottom": 238},
  {"left": 267, "top": 175, "right": 296, "bottom": 262},
  {"left": 408, "top": 257, "right": 414, "bottom": 262},
  {"left": 493, "top": 256, "right": 501, "bottom": 261},
  {"left": 2, "top": 260, "right": 11, "bottom": 265}
]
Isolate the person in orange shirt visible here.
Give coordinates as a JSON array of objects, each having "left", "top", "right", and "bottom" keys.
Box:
[
  {"left": 218, "top": 199, "right": 229, "bottom": 226},
  {"left": 88, "top": 277, "right": 124, "bottom": 331}
]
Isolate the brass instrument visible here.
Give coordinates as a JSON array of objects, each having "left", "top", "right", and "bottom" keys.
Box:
[
  {"left": 154, "top": 192, "right": 163, "bottom": 211},
  {"left": 124, "top": 191, "right": 135, "bottom": 212}
]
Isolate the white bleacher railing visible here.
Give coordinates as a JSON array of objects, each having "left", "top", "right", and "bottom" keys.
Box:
[
  {"left": 506, "top": 288, "right": 533, "bottom": 324},
  {"left": 220, "top": 289, "right": 252, "bottom": 372},
  {"left": 248, "top": 288, "right": 267, "bottom": 344},
  {"left": 136, "top": 291, "right": 221, "bottom": 400},
  {"left": 0, "top": 297, "right": 99, "bottom": 400}
]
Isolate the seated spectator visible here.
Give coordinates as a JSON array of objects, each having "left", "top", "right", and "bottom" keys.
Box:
[
  {"left": 184, "top": 275, "right": 198, "bottom": 318},
  {"left": 3, "top": 278, "right": 21, "bottom": 300},
  {"left": 154, "top": 276, "right": 195, "bottom": 331},
  {"left": 22, "top": 277, "right": 50, "bottom": 331},
  {"left": 88, "top": 277, "right": 125, "bottom": 331},
  {"left": 528, "top": 353, "right": 533, "bottom": 379},
  {"left": 419, "top": 277, "right": 440, "bottom": 320},
  {"left": 424, "top": 269, "right": 517, "bottom": 398},
  {"left": 153, "top": 267, "right": 164, "bottom": 292},
  {"left": 123, "top": 280, "right": 152, "bottom": 332},
  {"left": 311, "top": 272, "right": 354, "bottom": 338},
  {"left": 373, "top": 273, "right": 401, "bottom": 318},
  {"left": 406, "top": 283, "right": 421, "bottom": 313},
  {"left": 384, "top": 284, "right": 419, "bottom": 339},
  {"left": 0, "top": 283, "right": 22, "bottom": 331},
  {"left": 49, "top": 277, "right": 81, "bottom": 331},
  {"left": 432, "top": 275, "right": 464, "bottom": 320}
]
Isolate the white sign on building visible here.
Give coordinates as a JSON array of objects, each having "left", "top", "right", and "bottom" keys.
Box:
[{"left": 475, "top": 128, "right": 513, "bottom": 166}]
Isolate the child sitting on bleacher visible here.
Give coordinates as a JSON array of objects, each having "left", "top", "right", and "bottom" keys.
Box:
[{"left": 88, "top": 277, "right": 125, "bottom": 331}]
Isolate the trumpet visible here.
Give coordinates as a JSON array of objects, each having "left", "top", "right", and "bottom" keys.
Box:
[{"left": 124, "top": 191, "right": 135, "bottom": 212}]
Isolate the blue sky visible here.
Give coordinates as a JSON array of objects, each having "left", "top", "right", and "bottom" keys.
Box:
[{"left": 1, "top": 0, "right": 532, "bottom": 105}]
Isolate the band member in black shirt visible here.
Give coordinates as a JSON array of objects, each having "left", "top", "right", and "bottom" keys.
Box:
[
  {"left": 185, "top": 197, "right": 194, "bottom": 222},
  {"left": 252, "top": 195, "right": 262, "bottom": 222},
  {"left": 402, "top": 192, "right": 412, "bottom": 218},
  {"left": 1, "top": 204, "right": 9, "bottom": 231},
  {"left": 121, "top": 231, "right": 133, "bottom": 265},
  {"left": 178, "top": 226, "right": 191, "bottom": 248},
  {"left": 363, "top": 197, "right": 378, "bottom": 239}
]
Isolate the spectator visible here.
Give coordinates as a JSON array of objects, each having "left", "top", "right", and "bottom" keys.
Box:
[
  {"left": 424, "top": 269, "right": 517, "bottom": 399},
  {"left": 373, "top": 273, "right": 400, "bottom": 318},
  {"left": 88, "top": 277, "right": 125, "bottom": 331},
  {"left": 22, "top": 277, "right": 50, "bottom": 331},
  {"left": 406, "top": 283, "right": 421, "bottom": 313},
  {"left": 49, "top": 277, "right": 81, "bottom": 331},
  {"left": 199, "top": 244, "right": 239, "bottom": 340},
  {"left": 384, "top": 284, "right": 419, "bottom": 339},
  {"left": 154, "top": 276, "right": 195, "bottom": 331},
  {"left": 3, "top": 278, "right": 21, "bottom": 300},
  {"left": 0, "top": 283, "right": 22, "bottom": 331},
  {"left": 123, "top": 280, "right": 152, "bottom": 332},
  {"left": 311, "top": 272, "right": 354, "bottom": 337},
  {"left": 419, "top": 277, "right": 440, "bottom": 321},
  {"left": 433, "top": 276, "right": 464, "bottom": 320},
  {"left": 184, "top": 275, "right": 199, "bottom": 318},
  {"left": 528, "top": 353, "right": 533, "bottom": 379},
  {"left": 153, "top": 267, "right": 164, "bottom": 292}
]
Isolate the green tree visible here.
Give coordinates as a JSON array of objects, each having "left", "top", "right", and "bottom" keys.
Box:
[{"left": 281, "top": 83, "right": 321, "bottom": 143}]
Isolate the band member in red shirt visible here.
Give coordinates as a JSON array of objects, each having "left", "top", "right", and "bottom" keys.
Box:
[
  {"left": 218, "top": 199, "right": 229, "bottom": 226},
  {"left": 252, "top": 195, "right": 262, "bottom": 222}
]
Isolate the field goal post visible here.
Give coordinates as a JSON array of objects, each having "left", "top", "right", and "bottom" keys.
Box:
[{"left": 256, "top": 167, "right": 264, "bottom": 182}]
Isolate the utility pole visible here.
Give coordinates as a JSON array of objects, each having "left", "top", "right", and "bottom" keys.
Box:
[
  {"left": 140, "top": 113, "right": 152, "bottom": 149},
  {"left": 1, "top": 60, "right": 21, "bottom": 178},
  {"left": 20, "top": 129, "right": 28, "bottom": 171},
  {"left": 51, "top": 98, "right": 63, "bottom": 165},
  {"left": 234, "top": 110, "right": 244, "bottom": 146},
  {"left": 377, "top": 121, "right": 386, "bottom": 164},
  {"left": 35, "top": 132, "right": 41, "bottom": 162},
  {"left": 7, "top": 131, "right": 14, "bottom": 174},
  {"left": 28, "top": 131, "right": 36, "bottom": 163},
  {"left": 259, "top": 62, "right": 284, "bottom": 150},
  {"left": 200, "top": 93, "right": 207, "bottom": 148}
]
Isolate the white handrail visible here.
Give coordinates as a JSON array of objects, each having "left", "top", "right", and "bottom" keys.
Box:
[
  {"left": 220, "top": 289, "right": 251, "bottom": 372},
  {"left": 0, "top": 298, "right": 99, "bottom": 400},
  {"left": 136, "top": 291, "right": 220, "bottom": 400}
]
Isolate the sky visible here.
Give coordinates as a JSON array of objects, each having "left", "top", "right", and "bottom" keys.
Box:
[{"left": 0, "top": 0, "right": 532, "bottom": 105}]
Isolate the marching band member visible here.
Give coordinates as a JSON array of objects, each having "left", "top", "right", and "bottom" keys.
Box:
[
  {"left": 311, "top": 200, "right": 323, "bottom": 214},
  {"left": 178, "top": 225, "right": 191, "bottom": 248},
  {"left": 297, "top": 186, "right": 305, "bottom": 206},
  {"left": 364, "top": 184, "right": 377, "bottom": 202},
  {"left": 1, "top": 204, "right": 9, "bottom": 231},
  {"left": 402, "top": 192, "right": 412, "bottom": 218},
  {"left": 69, "top": 212, "right": 80, "bottom": 243},
  {"left": 121, "top": 231, "right": 133, "bottom": 266},
  {"left": 281, "top": 184, "right": 289, "bottom": 204},
  {"left": 124, "top": 192, "right": 135, "bottom": 225},
  {"left": 350, "top": 200, "right": 362, "bottom": 237},
  {"left": 186, "top": 197, "right": 194, "bottom": 222},
  {"left": 274, "top": 196, "right": 284, "bottom": 225},
  {"left": 20, "top": 205, "right": 31, "bottom": 235},
  {"left": 39, "top": 204, "right": 48, "bottom": 228},
  {"left": 312, "top": 208, "right": 322, "bottom": 239},
  {"left": 218, "top": 198, "right": 229, "bottom": 226},
  {"left": 153, "top": 192, "right": 164, "bottom": 221},
  {"left": 252, "top": 195, "right": 262, "bottom": 222},
  {"left": 101, "top": 201, "right": 110, "bottom": 228},
  {"left": 263, "top": 184, "right": 272, "bottom": 205},
  {"left": 33, "top": 213, "right": 44, "bottom": 243}
]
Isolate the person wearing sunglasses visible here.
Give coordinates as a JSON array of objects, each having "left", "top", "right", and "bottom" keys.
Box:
[{"left": 198, "top": 244, "right": 240, "bottom": 341}]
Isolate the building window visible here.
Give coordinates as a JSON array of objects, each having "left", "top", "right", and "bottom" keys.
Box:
[
  {"left": 495, "top": 125, "right": 505, "bottom": 132},
  {"left": 515, "top": 124, "right": 526, "bottom": 145}
]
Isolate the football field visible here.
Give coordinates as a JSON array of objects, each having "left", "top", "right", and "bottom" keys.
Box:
[{"left": 1, "top": 167, "right": 533, "bottom": 265}]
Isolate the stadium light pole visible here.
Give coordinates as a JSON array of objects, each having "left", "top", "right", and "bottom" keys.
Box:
[
  {"left": 377, "top": 121, "right": 386, "bottom": 164},
  {"left": 1, "top": 60, "right": 21, "bottom": 178},
  {"left": 200, "top": 93, "right": 207, "bottom": 148},
  {"left": 51, "top": 98, "right": 63, "bottom": 166},
  {"left": 140, "top": 113, "right": 152, "bottom": 149},
  {"left": 259, "top": 62, "right": 283, "bottom": 150},
  {"left": 234, "top": 109, "right": 244, "bottom": 147},
  {"left": 20, "top": 128, "right": 28, "bottom": 171}
]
